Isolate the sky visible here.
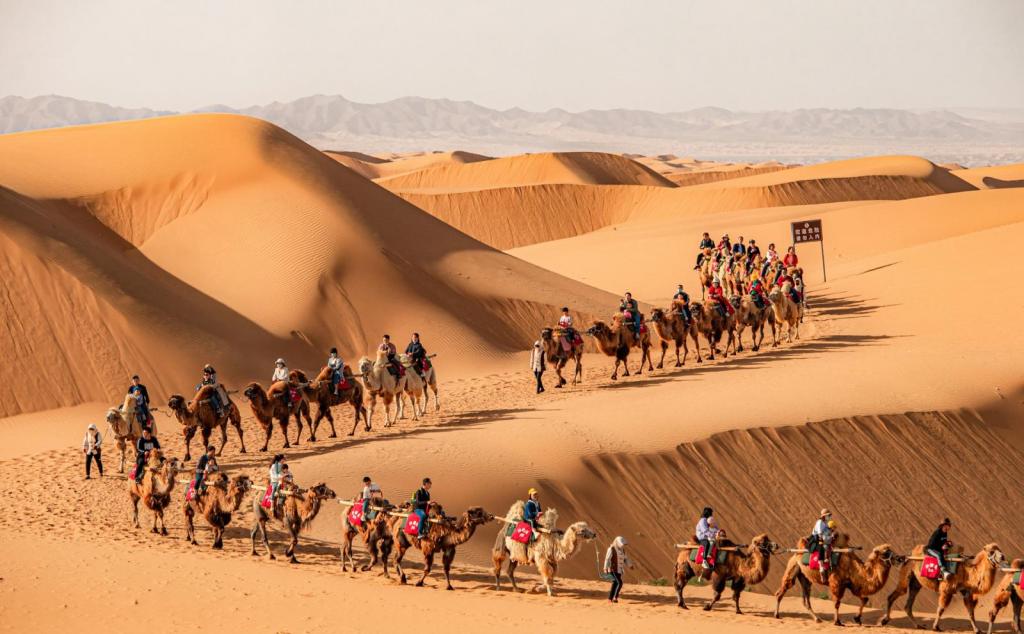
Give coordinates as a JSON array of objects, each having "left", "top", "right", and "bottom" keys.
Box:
[{"left": 1, "top": 0, "right": 1022, "bottom": 113}]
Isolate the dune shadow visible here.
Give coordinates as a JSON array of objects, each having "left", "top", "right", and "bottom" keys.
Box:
[{"left": 983, "top": 176, "right": 1024, "bottom": 189}]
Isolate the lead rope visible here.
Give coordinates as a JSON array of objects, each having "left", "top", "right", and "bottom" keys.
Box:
[{"left": 594, "top": 542, "right": 614, "bottom": 581}]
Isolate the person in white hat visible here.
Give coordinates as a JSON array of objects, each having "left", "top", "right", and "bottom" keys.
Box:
[
  {"left": 603, "top": 536, "right": 632, "bottom": 603},
  {"left": 271, "top": 358, "right": 289, "bottom": 384},
  {"left": 82, "top": 423, "right": 103, "bottom": 479}
]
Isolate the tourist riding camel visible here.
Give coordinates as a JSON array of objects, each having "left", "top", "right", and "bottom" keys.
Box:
[
  {"left": 106, "top": 391, "right": 152, "bottom": 473},
  {"left": 127, "top": 374, "right": 153, "bottom": 430},
  {"left": 987, "top": 558, "right": 1024, "bottom": 634},
  {"left": 397, "top": 353, "right": 427, "bottom": 420},
  {"left": 391, "top": 501, "right": 494, "bottom": 590},
  {"left": 732, "top": 277, "right": 776, "bottom": 352},
  {"left": 128, "top": 447, "right": 181, "bottom": 536},
  {"left": 200, "top": 364, "right": 229, "bottom": 418},
  {"left": 650, "top": 302, "right": 701, "bottom": 368},
  {"left": 190, "top": 444, "right": 219, "bottom": 498},
  {"left": 619, "top": 292, "right": 642, "bottom": 341},
  {"left": 695, "top": 507, "right": 721, "bottom": 577},
  {"left": 243, "top": 380, "right": 313, "bottom": 450},
  {"left": 769, "top": 279, "right": 802, "bottom": 344},
  {"left": 774, "top": 534, "right": 906, "bottom": 626},
  {"left": 880, "top": 541, "right": 1007, "bottom": 632},
  {"left": 586, "top": 313, "right": 653, "bottom": 380},
  {"left": 541, "top": 309, "right": 584, "bottom": 387},
  {"left": 379, "top": 335, "right": 403, "bottom": 377},
  {"left": 133, "top": 428, "right": 161, "bottom": 484},
  {"left": 675, "top": 534, "right": 780, "bottom": 613},
  {"left": 783, "top": 245, "right": 799, "bottom": 271},
  {"left": 340, "top": 479, "right": 395, "bottom": 576},
  {"left": 405, "top": 333, "right": 428, "bottom": 378},
  {"left": 695, "top": 232, "right": 715, "bottom": 270},
  {"left": 690, "top": 299, "right": 736, "bottom": 360},
  {"left": 167, "top": 384, "right": 246, "bottom": 462},
  {"left": 184, "top": 472, "right": 252, "bottom": 549},
  {"left": 358, "top": 351, "right": 403, "bottom": 427},
  {"left": 293, "top": 366, "right": 368, "bottom": 438},
  {"left": 807, "top": 509, "right": 835, "bottom": 582},
  {"left": 251, "top": 480, "right": 337, "bottom": 563}
]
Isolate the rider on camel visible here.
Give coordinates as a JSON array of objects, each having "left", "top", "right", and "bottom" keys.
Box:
[
  {"left": 673, "top": 284, "right": 692, "bottom": 323},
  {"left": 695, "top": 232, "right": 715, "bottom": 269},
  {"left": 748, "top": 271, "right": 768, "bottom": 309},
  {"left": 127, "top": 374, "right": 153, "bottom": 431},
  {"left": 619, "top": 292, "right": 642, "bottom": 341},
  {"left": 200, "top": 364, "right": 225, "bottom": 418},
  {"left": 405, "top": 333, "right": 428, "bottom": 377},
  {"left": 327, "top": 348, "right": 344, "bottom": 395},
  {"left": 557, "top": 307, "right": 577, "bottom": 350},
  {"left": 379, "top": 335, "right": 402, "bottom": 377},
  {"left": 707, "top": 277, "right": 734, "bottom": 317},
  {"left": 783, "top": 245, "right": 799, "bottom": 270}
]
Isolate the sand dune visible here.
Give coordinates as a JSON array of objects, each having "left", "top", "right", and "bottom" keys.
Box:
[
  {"left": 0, "top": 115, "right": 615, "bottom": 415},
  {"left": 376, "top": 151, "right": 676, "bottom": 193},
  {"left": 325, "top": 149, "right": 492, "bottom": 180},
  {"left": 952, "top": 163, "right": 1024, "bottom": 189}
]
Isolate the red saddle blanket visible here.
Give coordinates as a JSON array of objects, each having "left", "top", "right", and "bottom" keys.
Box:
[
  {"left": 260, "top": 484, "right": 273, "bottom": 509},
  {"left": 338, "top": 378, "right": 352, "bottom": 390},
  {"left": 692, "top": 544, "right": 720, "bottom": 566},
  {"left": 185, "top": 480, "right": 197, "bottom": 502},
  {"left": 809, "top": 550, "right": 831, "bottom": 572},
  {"left": 403, "top": 514, "right": 421, "bottom": 536},
  {"left": 920, "top": 556, "right": 942, "bottom": 580},
  {"left": 129, "top": 465, "right": 137, "bottom": 480},
  {"left": 348, "top": 501, "right": 365, "bottom": 527},
  {"left": 511, "top": 521, "right": 533, "bottom": 544}
]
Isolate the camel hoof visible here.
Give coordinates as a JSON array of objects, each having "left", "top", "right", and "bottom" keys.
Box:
[
  {"left": 703, "top": 604, "right": 713, "bottom": 612},
  {"left": 330, "top": 433, "right": 337, "bottom": 438},
  {"left": 309, "top": 436, "right": 317, "bottom": 442},
  {"left": 554, "top": 384, "right": 562, "bottom": 389},
  {"left": 834, "top": 621, "right": 845, "bottom": 627},
  {"left": 283, "top": 443, "right": 291, "bottom": 448},
  {"left": 239, "top": 448, "right": 247, "bottom": 454},
  {"left": 675, "top": 362, "right": 682, "bottom": 368},
  {"left": 415, "top": 581, "right": 424, "bottom": 587},
  {"left": 289, "top": 558, "right": 299, "bottom": 564},
  {"left": 161, "top": 528, "right": 168, "bottom": 536},
  {"left": 678, "top": 603, "right": 688, "bottom": 610},
  {"left": 259, "top": 447, "right": 268, "bottom": 452},
  {"left": 347, "top": 432, "right": 355, "bottom": 436},
  {"left": 446, "top": 586, "right": 454, "bottom": 591},
  {"left": 269, "top": 555, "right": 276, "bottom": 561}
]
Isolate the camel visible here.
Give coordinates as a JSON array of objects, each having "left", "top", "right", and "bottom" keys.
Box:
[
  {"left": 674, "top": 534, "right": 780, "bottom": 613},
  {"left": 242, "top": 381, "right": 313, "bottom": 450},
  {"left": 292, "top": 367, "right": 368, "bottom": 438},
  {"left": 413, "top": 355, "right": 440, "bottom": 411},
  {"left": 390, "top": 503, "right": 494, "bottom": 590},
  {"left": 105, "top": 392, "right": 155, "bottom": 472},
  {"left": 773, "top": 534, "right": 906, "bottom": 626},
  {"left": 697, "top": 253, "right": 715, "bottom": 298},
  {"left": 184, "top": 473, "right": 252, "bottom": 549},
  {"left": 690, "top": 300, "right": 736, "bottom": 360},
  {"left": 987, "top": 558, "right": 1023, "bottom": 634},
  {"left": 340, "top": 499, "right": 396, "bottom": 576},
  {"left": 731, "top": 294, "right": 776, "bottom": 352},
  {"left": 397, "top": 353, "right": 426, "bottom": 421},
  {"left": 769, "top": 282, "right": 803, "bottom": 344},
  {"left": 491, "top": 501, "right": 597, "bottom": 596},
  {"left": 881, "top": 543, "right": 1007, "bottom": 633},
  {"left": 649, "top": 301, "right": 702, "bottom": 368},
  {"left": 250, "top": 482, "right": 337, "bottom": 563},
  {"left": 128, "top": 449, "right": 181, "bottom": 535},
  {"left": 585, "top": 314, "right": 653, "bottom": 380},
  {"left": 167, "top": 386, "right": 246, "bottom": 462},
  {"left": 358, "top": 351, "right": 404, "bottom": 427},
  {"left": 540, "top": 327, "right": 583, "bottom": 387}
]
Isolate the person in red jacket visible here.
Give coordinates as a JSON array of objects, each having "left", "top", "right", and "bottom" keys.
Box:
[
  {"left": 775, "top": 270, "right": 801, "bottom": 305},
  {"left": 783, "top": 246, "right": 799, "bottom": 270},
  {"left": 707, "top": 278, "right": 734, "bottom": 316}
]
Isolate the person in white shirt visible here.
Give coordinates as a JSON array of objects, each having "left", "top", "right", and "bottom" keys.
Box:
[
  {"left": 82, "top": 424, "right": 103, "bottom": 479},
  {"left": 603, "top": 536, "right": 632, "bottom": 603},
  {"left": 271, "top": 359, "right": 290, "bottom": 384},
  {"left": 530, "top": 340, "right": 547, "bottom": 394},
  {"left": 327, "top": 348, "right": 344, "bottom": 395},
  {"left": 810, "top": 508, "right": 834, "bottom": 581},
  {"left": 557, "top": 307, "right": 576, "bottom": 351},
  {"left": 695, "top": 506, "right": 721, "bottom": 571},
  {"left": 268, "top": 454, "right": 285, "bottom": 513}
]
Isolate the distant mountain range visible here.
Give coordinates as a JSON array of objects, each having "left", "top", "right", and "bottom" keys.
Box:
[{"left": 3, "top": 94, "right": 1022, "bottom": 165}]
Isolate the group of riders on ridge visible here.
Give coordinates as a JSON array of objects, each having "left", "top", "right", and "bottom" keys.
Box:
[
  {"left": 124, "top": 333, "right": 432, "bottom": 498},
  {"left": 546, "top": 232, "right": 806, "bottom": 355}
]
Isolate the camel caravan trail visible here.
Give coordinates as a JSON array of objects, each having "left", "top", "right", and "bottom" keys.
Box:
[{"left": 1, "top": 107, "right": 1024, "bottom": 634}]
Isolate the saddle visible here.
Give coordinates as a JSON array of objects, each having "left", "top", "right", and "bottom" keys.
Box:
[
  {"left": 920, "top": 555, "right": 959, "bottom": 580},
  {"left": 690, "top": 545, "right": 727, "bottom": 566},
  {"left": 802, "top": 549, "right": 841, "bottom": 571}
]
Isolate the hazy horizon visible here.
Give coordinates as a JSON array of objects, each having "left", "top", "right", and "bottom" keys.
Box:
[{"left": 2, "top": 0, "right": 1022, "bottom": 113}]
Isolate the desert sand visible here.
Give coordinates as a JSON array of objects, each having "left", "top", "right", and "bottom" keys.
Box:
[{"left": 1, "top": 115, "right": 1022, "bottom": 633}]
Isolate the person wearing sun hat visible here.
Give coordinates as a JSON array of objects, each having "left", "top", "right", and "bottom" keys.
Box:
[
  {"left": 523, "top": 487, "right": 542, "bottom": 531},
  {"left": 809, "top": 508, "right": 834, "bottom": 582}
]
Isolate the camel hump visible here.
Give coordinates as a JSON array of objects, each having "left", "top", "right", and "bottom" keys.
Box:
[
  {"left": 194, "top": 384, "right": 217, "bottom": 400},
  {"left": 504, "top": 500, "right": 526, "bottom": 522}
]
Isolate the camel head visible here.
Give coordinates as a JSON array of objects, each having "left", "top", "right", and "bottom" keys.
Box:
[
  {"left": 243, "top": 382, "right": 264, "bottom": 402},
  {"left": 167, "top": 395, "right": 187, "bottom": 412},
  {"left": 869, "top": 543, "right": 905, "bottom": 566},
  {"left": 980, "top": 543, "right": 1007, "bottom": 568},
  {"left": 649, "top": 308, "right": 665, "bottom": 324},
  {"left": 463, "top": 506, "right": 494, "bottom": 526},
  {"left": 751, "top": 533, "right": 781, "bottom": 556},
  {"left": 231, "top": 474, "right": 253, "bottom": 494},
  {"left": 357, "top": 356, "right": 373, "bottom": 376},
  {"left": 568, "top": 521, "right": 597, "bottom": 540},
  {"left": 729, "top": 295, "right": 742, "bottom": 308},
  {"left": 540, "top": 327, "right": 554, "bottom": 342},
  {"left": 585, "top": 321, "right": 610, "bottom": 338},
  {"left": 307, "top": 483, "right": 337, "bottom": 501}
]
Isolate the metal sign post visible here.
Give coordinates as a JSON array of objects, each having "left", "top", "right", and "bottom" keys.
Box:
[{"left": 791, "top": 219, "right": 825, "bottom": 282}]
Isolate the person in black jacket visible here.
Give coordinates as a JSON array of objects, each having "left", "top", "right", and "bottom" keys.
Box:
[
  {"left": 127, "top": 374, "right": 153, "bottom": 430},
  {"left": 405, "top": 333, "right": 427, "bottom": 377},
  {"left": 411, "top": 477, "right": 432, "bottom": 537},
  {"left": 134, "top": 428, "right": 161, "bottom": 484},
  {"left": 695, "top": 232, "right": 715, "bottom": 269},
  {"left": 926, "top": 518, "right": 953, "bottom": 580},
  {"left": 192, "top": 445, "right": 219, "bottom": 496}
]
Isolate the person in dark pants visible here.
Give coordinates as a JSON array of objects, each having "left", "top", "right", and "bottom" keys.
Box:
[
  {"left": 411, "top": 477, "right": 432, "bottom": 537},
  {"left": 193, "top": 445, "right": 219, "bottom": 496},
  {"left": 926, "top": 517, "right": 954, "bottom": 580},
  {"left": 82, "top": 424, "right": 103, "bottom": 479},
  {"left": 134, "top": 428, "right": 161, "bottom": 483},
  {"left": 530, "top": 340, "right": 546, "bottom": 394},
  {"left": 127, "top": 375, "right": 153, "bottom": 430},
  {"left": 603, "top": 536, "right": 631, "bottom": 603}
]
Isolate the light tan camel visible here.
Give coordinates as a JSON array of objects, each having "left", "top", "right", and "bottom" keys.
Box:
[
  {"left": 358, "top": 351, "right": 403, "bottom": 427},
  {"left": 389, "top": 503, "right": 494, "bottom": 590},
  {"left": 769, "top": 282, "right": 802, "bottom": 344},
  {"left": 397, "top": 353, "right": 426, "bottom": 421},
  {"left": 167, "top": 386, "right": 246, "bottom": 462},
  {"left": 491, "top": 502, "right": 597, "bottom": 596},
  {"left": 128, "top": 449, "right": 181, "bottom": 535},
  {"left": 340, "top": 499, "right": 396, "bottom": 576},
  {"left": 674, "top": 534, "right": 780, "bottom": 613},
  {"left": 416, "top": 356, "right": 440, "bottom": 411},
  {"left": 184, "top": 473, "right": 252, "bottom": 548},
  {"left": 987, "top": 558, "right": 1023, "bottom": 634},
  {"left": 731, "top": 293, "right": 776, "bottom": 352},
  {"left": 242, "top": 381, "right": 312, "bottom": 449},
  {"left": 773, "top": 534, "right": 906, "bottom": 626},
  {"left": 541, "top": 327, "right": 583, "bottom": 387},
  {"left": 881, "top": 543, "right": 1007, "bottom": 633},
  {"left": 292, "top": 367, "right": 368, "bottom": 438},
  {"left": 649, "top": 301, "right": 702, "bottom": 368},
  {"left": 690, "top": 300, "right": 736, "bottom": 360},
  {"left": 106, "top": 392, "right": 156, "bottom": 473},
  {"left": 250, "top": 482, "right": 337, "bottom": 563},
  {"left": 585, "top": 314, "right": 653, "bottom": 380}
]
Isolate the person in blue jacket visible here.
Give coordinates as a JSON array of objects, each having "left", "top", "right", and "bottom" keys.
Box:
[{"left": 523, "top": 487, "right": 542, "bottom": 529}]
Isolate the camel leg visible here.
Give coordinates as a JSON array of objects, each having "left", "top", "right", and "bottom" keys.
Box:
[
  {"left": 347, "top": 402, "right": 362, "bottom": 436},
  {"left": 339, "top": 532, "right": 352, "bottom": 572},
  {"left": 1011, "top": 589, "right": 1023, "bottom": 634},
  {"left": 533, "top": 559, "right": 556, "bottom": 596},
  {"left": 259, "top": 420, "right": 272, "bottom": 452},
  {"left": 833, "top": 584, "right": 847, "bottom": 626},
  {"left": 691, "top": 331, "right": 702, "bottom": 363},
  {"left": 151, "top": 510, "right": 159, "bottom": 534},
  {"left": 185, "top": 506, "right": 197, "bottom": 545},
  {"left": 323, "top": 404, "right": 338, "bottom": 438},
  {"left": 131, "top": 495, "right": 141, "bottom": 528},
  {"left": 251, "top": 518, "right": 275, "bottom": 560},
  {"left": 182, "top": 426, "right": 197, "bottom": 462},
  {"left": 200, "top": 427, "right": 212, "bottom": 457},
  {"left": 277, "top": 416, "right": 291, "bottom": 449},
  {"left": 217, "top": 420, "right": 228, "bottom": 456},
  {"left": 963, "top": 592, "right": 981, "bottom": 634},
  {"left": 932, "top": 587, "right": 955, "bottom": 631},
  {"left": 736, "top": 325, "right": 745, "bottom": 352},
  {"left": 880, "top": 567, "right": 911, "bottom": 626},
  {"left": 308, "top": 409, "right": 321, "bottom": 443},
  {"left": 675, "top": 562, "right": 695, "bottom": 608},
  {"left": 572, "top": 355, "right": 582, "bottom": 386},
  {"left": 118, "top": 440, "right": 126, "bottom": 473},
  {"left": 902, "top": 575, "right": 923, "bottom": 629},
  {"left": 731, "top": 578, "right": 747, "bottom": 615},
  {"left": 441, "top": 547, "right": 456, "bottom": 591},
  {"left": 230, "top": 408, "right": 246, "bottom": 453},
  {"left": 705, "top": 333, "right": 716, "bottom": 360},
  {"left": 657, "top": 341, "right": 667, "bottom": 369},
  {"left": 397, "top": 393, "right": 405, "bottom": 420},
  {"left": 430, "top": 382, "right": 440, "bottom": 408},
  {"left": 796, "top": 573, "right": 821, "bottom": 622},
  {"left": 394, "top": 539, "right": 409, "bottom": 584},
  {"left": 508, "top": 559, "right": 520, "bottom": 593},
  {"left": 295, "top": 407, "right": 310, "bottom": 445},
  {"left": 287, "top": 528, "right": 300, "bottom": 564},
  {"left": 705, "top": 574, "right": 727, "bottom": 611},
  {"left": 416, "top": 551, "right": 435, "bottom": 587},
  {"left": 213, "top": 527, "right": 223, "bottom": 550}
]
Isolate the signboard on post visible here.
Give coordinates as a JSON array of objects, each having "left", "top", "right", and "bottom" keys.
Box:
[{"left": 790, "top": 219, "right": 826, "bottom": 281}]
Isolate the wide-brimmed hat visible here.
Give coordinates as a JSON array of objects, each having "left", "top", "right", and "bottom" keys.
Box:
[{"left": 820, "top": 508, "right": 831, "bottom": 518}]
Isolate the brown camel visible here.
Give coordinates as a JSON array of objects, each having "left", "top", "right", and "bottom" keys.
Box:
[
  {"left": 674, "top": 534, "right": 780, "bottom": 613},
  {"left": 105, "top": 392, "right": 154, "bottom": 472},
  {"left": 167, "top": 386, "right": 246, "bottom": 462},
  {"left": 390, "top": 503, "right": 494, "bottom": 590},
  {"left": 540, "top": 327, "right": 583, "bottom": 387},
  {"left": 585, "top": 314, "right": 653, "bottom": 380},
  {"left": 340, "top": 499, "right": 396, "bottom": 576},
  {"left": 881, "top": 543, "right": 1007, "bottom": 633},
  {"left": 773, "top": 534, "right": 906, "bottom": 626},
  {"left": 184, "top": 473, "right": 252, "bottom": 549},
  {"left": 987, "top": 559, "right": 1023, "bottom": 634},
  {"left": 649, "top": 301, "right": 702, "bottom": 368},
  {"left": 250, "top": 482, "right": 337, "bottom": 563},
  {"left": 492, "top": 502, "right": 597, "bottom": 596},
  {"left": 128, "top": 449, "right": 181, "bottom": 535},
  {"left": 690, "top": 300, "right": 736, "bottom": 360},
  {"left": 769, "top": 282, "right": 802, "bottom": 344},
  {"left": 292, "top": 367, "right": 368, "bottom": 438},
  {"left": 731, "top": 293, "right": 776, "bottom": 352},
  {"left": 358, "top": 352, "right": 402, "bottom": 427},
  {"left": 242, "top": 381, "right": 312, "bottom": 450}
]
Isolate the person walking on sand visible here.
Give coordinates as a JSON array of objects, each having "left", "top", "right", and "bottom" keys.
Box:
[
  {"left": 530, "top": 340, "right": 546, "bottom": 394},
  {"left": 82, "top": 423, "right": 103, "bottom": 479},
  {"left": 604, "top": 536, "right": 632, "bottom": 603}
]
